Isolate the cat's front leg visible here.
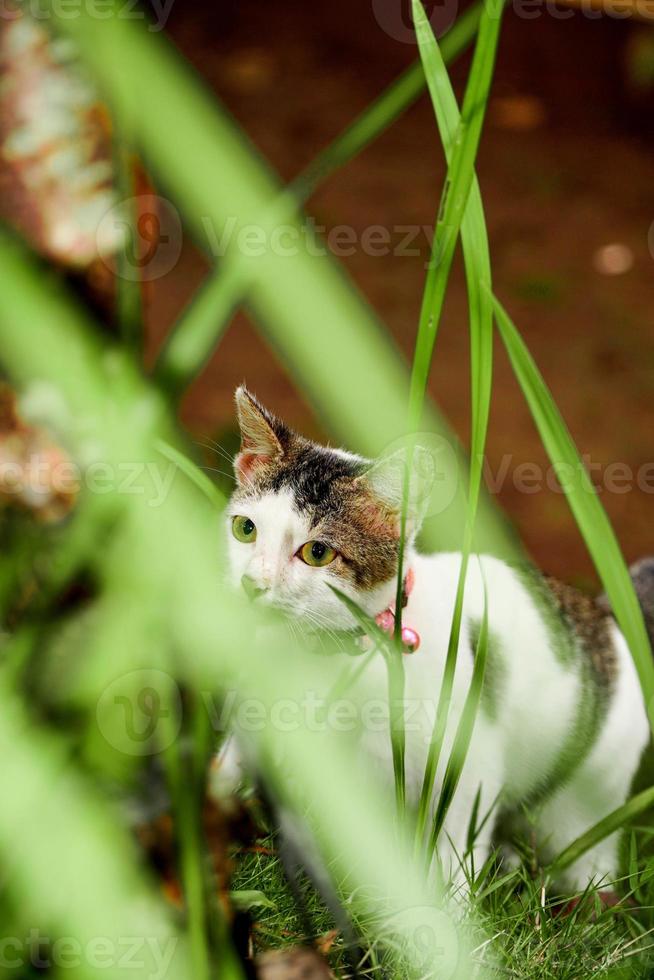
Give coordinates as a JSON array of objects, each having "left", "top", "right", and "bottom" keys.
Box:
[
  {"left": 435, "top": 754, "right": 505, "bottom": 892},
  {"left": 208, "top": 733, "right": 247, "bottom": 811}
]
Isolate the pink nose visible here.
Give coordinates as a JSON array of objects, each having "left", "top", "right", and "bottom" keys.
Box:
[{"left": 241, "top": 575, "right": 268, "bottom": 600}]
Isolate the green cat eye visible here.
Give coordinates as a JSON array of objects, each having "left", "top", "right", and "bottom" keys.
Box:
[
  {"left": 299, "top": 540, "right": 337, "bottom": 567},
  {"left": 232, "top": 515, "right": 257, "bottom": 543}
]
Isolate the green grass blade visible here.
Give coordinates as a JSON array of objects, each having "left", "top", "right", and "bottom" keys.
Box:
[
  {"left": 155, "top": 438, "right": 225, "bottom": 511},
  {"left": 399, "top": 0, "right": 502, "bottom": 807},
  {"left": 549, "top": 786, "right": 654, "bottom": 876},
  {"left": 387, "top": 651, "right": 407, "bottom": 817},
  {"left": 409, "top": 0, "right": 497, "bottom": 845},
  {"left": 492, "top": 295, "right": 654, "bottom": 729},
  {"left": 328, "top": 585, "right": 390, "bottom": 650},
  {"left": 416, "top": 563, "right": 469, "bottom": 844},
  {"left": 429, "top": 565, "right": 488, "bottom": 855},
  {"left": 329, "top": 584, "right": 406, "bottom": 813},
  {"left": 407, "top": 0, "right": 504, "bottom": 431},
  {"left": 161, "top": 690, "right": 212, "bottom": 980},
  {"left": 466, "top": 785, "right": 483, "bottom": 855}
]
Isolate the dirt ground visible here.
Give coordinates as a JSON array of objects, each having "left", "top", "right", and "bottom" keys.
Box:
[{"left": 148, "top": 0, "right": 654, "bottom": 586}]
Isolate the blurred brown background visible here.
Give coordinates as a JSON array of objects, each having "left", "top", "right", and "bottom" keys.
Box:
[{"left": 146, "top": 0, "right": 654, "bottom": 586}]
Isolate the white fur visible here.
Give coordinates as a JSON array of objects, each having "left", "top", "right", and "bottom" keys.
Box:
[
  {"left": 387, "top": 552, "right": 649, "bottom": 888},
  {"left": 220, "top": 488, "right": 650, "bottom": 892}
]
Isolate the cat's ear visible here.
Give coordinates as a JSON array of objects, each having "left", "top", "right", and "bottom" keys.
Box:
[
  {"left": 234, "top": 385, "right": 289, "bottom": 485},
  {"left": 359, "top": 444, "right": 434, "bottom": 536}
]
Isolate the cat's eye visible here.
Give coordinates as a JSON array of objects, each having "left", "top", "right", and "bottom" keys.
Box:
[
  {"left": 299, "top": 540, "right": 337, "bottom": 567},
  {"left": 232, "top": 515, "right": 257, "bottom": 543}
]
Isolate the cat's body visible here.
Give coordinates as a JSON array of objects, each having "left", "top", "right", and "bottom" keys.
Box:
[
  {"left": 341, "top": 550, "right": 648, "bottom": 886},
  {"left": 216, "top": 386, "right": 651, "bottom": 891}
]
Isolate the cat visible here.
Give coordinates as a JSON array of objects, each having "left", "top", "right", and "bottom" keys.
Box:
[{"left": 216, "top": 384, "right": 652, "bottom": 892}]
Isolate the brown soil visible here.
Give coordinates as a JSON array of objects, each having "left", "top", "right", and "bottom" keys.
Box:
[{"left": 148, "top": 0, "right": 654, "bottom": 586}]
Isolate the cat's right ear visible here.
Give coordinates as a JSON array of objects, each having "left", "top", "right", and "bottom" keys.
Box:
[{"left": 234, "top": 385, "right": 288, "bottom": 485}]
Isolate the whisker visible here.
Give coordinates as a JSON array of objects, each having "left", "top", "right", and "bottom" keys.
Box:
[
  {"left": 302, "top": 609, "right": 348, "bottom": 649},
  {"left": 203, "top": 437, "right": 236, "bottom": 463},
  {"left": 200, "top": 465, "right": 235, "bottom": 482},
  {"left": 195, "top": 440, "right": 257, "bottom": 491},
  {"left": 194, "top": 439, "right": 237, "bottom": 466}
]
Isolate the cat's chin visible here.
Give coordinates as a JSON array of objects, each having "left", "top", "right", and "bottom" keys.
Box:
[{"left": 271, "top": 601, "right": 360, "bottom": 637}]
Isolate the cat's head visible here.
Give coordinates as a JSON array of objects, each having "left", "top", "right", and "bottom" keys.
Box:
[{"left": 226, "top": 386, "right": 433, "bottom": 631}]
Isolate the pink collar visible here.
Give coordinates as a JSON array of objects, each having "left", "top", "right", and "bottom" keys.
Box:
[{"left": 367, "top": 567, "right": 421, "bottom": 654}]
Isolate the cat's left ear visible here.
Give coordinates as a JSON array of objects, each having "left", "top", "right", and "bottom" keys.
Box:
[
  {"left": 234, "top": 385, "right": 289, "bottom": 485},
  {"left": 359, "top": 444, "right": 434, "bottom": 537}
]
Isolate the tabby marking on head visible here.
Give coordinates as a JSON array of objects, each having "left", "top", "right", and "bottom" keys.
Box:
[{"left": 227, "top": 386, "right": 432, "bottom": 627}]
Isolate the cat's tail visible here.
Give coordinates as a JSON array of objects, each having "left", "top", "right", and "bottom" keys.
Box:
[{"left": 597, "top": 557, "right": 654, "bottom": 652}]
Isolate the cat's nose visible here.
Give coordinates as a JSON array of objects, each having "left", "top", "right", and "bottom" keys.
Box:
[{"left": 241, "top": 575, "right": 268, "bottom": 601}]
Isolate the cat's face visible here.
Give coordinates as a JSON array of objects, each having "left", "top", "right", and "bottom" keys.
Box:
[{"left": 226, "top": 386, "right": 430, "bottom": 631}]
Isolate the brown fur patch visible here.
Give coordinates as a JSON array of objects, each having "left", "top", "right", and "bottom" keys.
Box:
[
  {"left": 311, "top": 478, "right": 400, "bottom": 590},
  {"left": 544, "top": 575, "right": 618, "bottom": 687},
  {"left": 599, "top": 558, "right": 654, "bottom": 655}
]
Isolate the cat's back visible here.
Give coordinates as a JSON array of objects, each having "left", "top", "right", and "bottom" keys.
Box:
[
  {"left": 406, "top": 551, "right": 585, "bottom": 797},
  {"left": 408, "top": 550, "right": 558, "bottom": 655}
]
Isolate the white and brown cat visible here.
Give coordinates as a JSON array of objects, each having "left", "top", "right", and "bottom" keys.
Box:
[{"left": 215, "top": 384, "right": 652, "bottom": 892}]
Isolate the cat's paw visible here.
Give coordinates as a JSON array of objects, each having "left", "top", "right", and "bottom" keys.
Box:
[{"left": 208, "top": 736, "right": 246, "bottom": 811}]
